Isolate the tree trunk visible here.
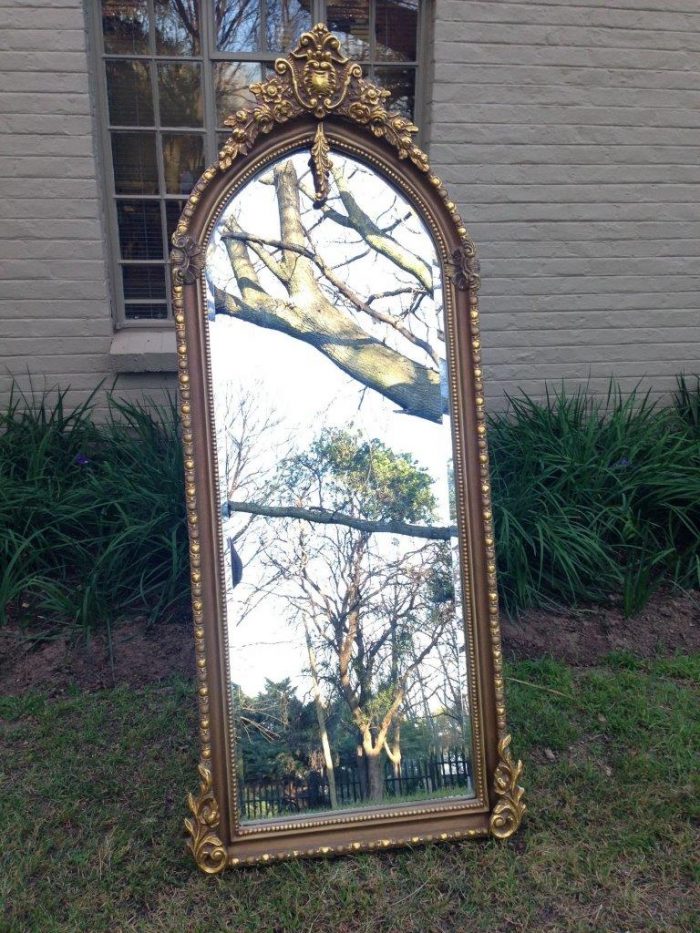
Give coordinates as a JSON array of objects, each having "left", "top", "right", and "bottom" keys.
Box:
[
  {"left": 366, "top": 750, "right": 385, "bottom": 802},
  {"left": 390, "top": 723, "right": 402, "bottom": 780},
  {"left": 356, "top": 745, "right": 368, "bottom": 799},
  {"left": 303, "top": 618, "right": 337, "bottom": 809}
]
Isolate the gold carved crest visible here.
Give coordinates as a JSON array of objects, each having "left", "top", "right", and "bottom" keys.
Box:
[{"left": 218, "top": 23, "right": 428, "bottom": 178}]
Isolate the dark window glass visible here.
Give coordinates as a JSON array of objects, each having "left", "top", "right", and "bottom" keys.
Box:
[
  {"left": 266, "top": 0, "right": 312, "bottom": 52},
  {"left": 375, "top": 0, "right": 418, "bottom": 62},
  {"left": 327, "top": 0, "right": 370, "bottom": 59},
  {"left": 102, "top": 0, "right": 149, "bottom": 55},
  {"left": 124, "top": 303, "right": 169, "bottom": 321},
  {"left": 374, "top": 67, "right": 415, "bottom": 119},
  {"left": 117, "top": 200, "right": 164, "bottom": 259},
  {"left": 162, "top": 135, "right": 205, "bottom": 194},
  {"left": 216, "top": 0, "right": 261, "bottom": 52},
  {"left": 111, "top": 133, "right": 159, "bottom": 194},
  {"left": 155, "top": 0, "right": 201, "bottom": 55},
  {"left": 215, "top": 62, "right": 261, "bottom": 127},
  {"left": 106, "top": 61, "right": 154, "bottom": 126},
  {"left": 122, "top": 265, "right": 167, "bottom": 300},
  {"left": 158, "top": 62, "right": 204, "bottom": 127}
]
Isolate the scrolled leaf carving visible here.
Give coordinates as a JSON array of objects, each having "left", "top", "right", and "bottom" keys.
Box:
[
  {"left": 184, "top": 763, "right": 227, "bottom": 874},
  {"left": 489, "top": 735, "right": 526, "bottom": 839},
  {"left": 171, "top": 234, "right": 204, "bottom": 285},
  {"left": 447, "top": 245, "right": 481, "bottom": 294}
]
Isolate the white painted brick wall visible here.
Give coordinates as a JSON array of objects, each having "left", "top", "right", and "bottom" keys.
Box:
[
  {"left": 0, "top": 0, "right": 175, "bottom": 417},
  {"left": 431, "top": 0, "right": 700, "bottom": 405},
  {"left": 0, "top": 0, "right": 698, "bottom": 415}
]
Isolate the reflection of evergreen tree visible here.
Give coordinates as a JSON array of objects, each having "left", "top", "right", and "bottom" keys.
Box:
[{"left": 233, "top": 678, "right": 319, "bottom": 783}]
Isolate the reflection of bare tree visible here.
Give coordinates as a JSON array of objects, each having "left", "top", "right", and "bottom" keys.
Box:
[
  {"left": 216, "top": 387, "right": 291, "bottom": 619},
  {"left": 211, "top": 159, "right": 446, "bottom": 423},
  {"left": 269, "top": 525, "right": 452, "bottom": 802}
]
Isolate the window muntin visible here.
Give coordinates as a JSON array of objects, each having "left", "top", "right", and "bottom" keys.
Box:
[{"left": 96, "top": 1, "right": 426, "bottom": 325}]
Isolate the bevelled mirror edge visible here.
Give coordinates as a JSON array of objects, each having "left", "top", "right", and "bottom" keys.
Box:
[{"left": 172, "top": 24, "right": 525, "bottom": 873}]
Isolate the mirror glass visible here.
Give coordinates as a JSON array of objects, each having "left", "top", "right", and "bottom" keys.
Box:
[{"left": 205, "top": 150, "right": 474, "bottom": 821}]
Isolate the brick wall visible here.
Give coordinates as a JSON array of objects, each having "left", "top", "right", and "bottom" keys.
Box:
[
  {"left": 431, "top": 0, "right": 700, "bottom": 406},
  {"left": 0, "top": 0, "right": 698, "bottom": 415},
  {"left": 0, "top": 0, "right": 176, "bottom": 417}
]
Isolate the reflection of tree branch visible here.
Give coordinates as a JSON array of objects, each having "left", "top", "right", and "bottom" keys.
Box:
[
  {"left": 226, "top": 500, "right": 456, "bottom": 541},
  {"left": 300, "top": 178, "right": 430, "bottom": 290},
  {"left": 215, "top": 160, "right": 444, "bottom": 422},
  {"left": 222, "top": 217, "right": 289, "bottom": 285},
  {"left": 330, "top": 164, "right": 433, "bottom": 292},
  {"left": 222, "top": 229, "right": 441, "bottom": 368}
]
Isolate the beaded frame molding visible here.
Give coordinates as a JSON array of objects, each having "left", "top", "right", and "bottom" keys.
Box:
[{"left": 172, "top": 24, "right": 525, "bottom": 873}]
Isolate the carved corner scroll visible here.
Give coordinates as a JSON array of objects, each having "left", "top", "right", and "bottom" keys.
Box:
[
  {"left": 217, "top": 23, "right": 429, "bottom": 176},
  {"left": 171, "top": 234, "right": 204, "bottom": 285},
  {"left": 489, "top": 736, "right": 526, "bottom": 839},
  {"left": 446, "top": 245, "right": 481, "bottom": 294},
  {"left": 185, "top": 764, "right": 227, "bottom": 874}
]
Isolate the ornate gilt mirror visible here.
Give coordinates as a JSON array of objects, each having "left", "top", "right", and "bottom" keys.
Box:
[{"left": 172, "top": 25, "right": 524, "bottom": 872}]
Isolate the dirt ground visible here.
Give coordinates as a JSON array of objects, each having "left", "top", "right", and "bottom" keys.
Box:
[{"left": 0, "top": 588, "right": 697, "bottom": 696}]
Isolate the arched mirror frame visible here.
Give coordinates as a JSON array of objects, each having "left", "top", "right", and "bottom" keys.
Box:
[{"left": 172, "top": 25, "right": 524, "bottom": 873}]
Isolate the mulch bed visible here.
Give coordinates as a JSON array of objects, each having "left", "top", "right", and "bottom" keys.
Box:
[
  {"left": 0, "top": 588, "right": 697, "bottom": 696},
  {"left": 501, "top": 587, "right": 698, "bottom": 666}
]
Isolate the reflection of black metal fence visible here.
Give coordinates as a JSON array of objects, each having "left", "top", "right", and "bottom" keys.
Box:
[{"left": 240, "top": 747, "right": 472, "bottom": 820}]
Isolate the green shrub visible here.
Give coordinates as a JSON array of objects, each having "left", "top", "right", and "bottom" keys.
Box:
[
  {"left": 0, "top": 383, "right": 188, "bottom": 635},
  {"left": 1, "top": 377, "right": 698, "bottom": 633},
  {"left": 488, "top": 380, "right": 700, "bottom": 614}
]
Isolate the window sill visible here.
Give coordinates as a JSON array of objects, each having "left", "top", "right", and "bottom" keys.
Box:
[{"left": 110, "top": 328, "right": 177, "bottom": 373}]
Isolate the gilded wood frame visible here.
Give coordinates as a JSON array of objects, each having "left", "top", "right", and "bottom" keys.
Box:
[{"left": 171, "top": 24, "right": 525, "bottom": 873}]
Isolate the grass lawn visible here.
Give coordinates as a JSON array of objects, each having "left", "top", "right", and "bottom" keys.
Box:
[{"left": 1, "top": 654, "right": 698, "bottom": 932}]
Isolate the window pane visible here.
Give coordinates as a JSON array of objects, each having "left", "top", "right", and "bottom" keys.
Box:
[
  {"left": 327, "top": 0, "right": 370, "bottom": 60},
  {"left": 374, "top": 67, "right": 415, "bottom": 119},
  {"left": 125, "top": 303, "right": 169, "bottom": 321},
  {"left": 111, "top": 133, "right": 159, "bottom": 193},
  {"left": 215, "top": 62, "right": 261, "bottom": 126},
  {"left": 375, "top": 0, "right": 418, "bottom": 62},
  {"left": 166, "top": 200, "right": 188, "bottom": 244},
  {"left": 162, "top": 134, "right": 205, "bottom": 194},
  {"left": 117, "top": 200, "right": 163, "bottom": 259},
  {"left": 216, "top": 0, "right": 261, "bottom": 52},
  {"left": 106, "top": 61, "right": 154, "bottom": 126},
  {"left": 155, "top": 0, "right": 201, "bottom": 55},
  {"left": 158, "top": 62, "right": 203, "bottom": 126},
  {"left": 102, "top": 0, "right": 149, "bottom": 54},
  {"left": 122, "top": 265, "right": 167, "bottom": 299},
  {"left": 266, "top": 0, "right": 311, "bottom": 52}
]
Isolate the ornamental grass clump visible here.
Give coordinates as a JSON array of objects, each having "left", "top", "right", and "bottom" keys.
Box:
[
  {"left": 488, "top": 379, "right": 700, "bottom": 615},
  {"left": 0, "top": 383, "right": 189, "bottom": 635}
]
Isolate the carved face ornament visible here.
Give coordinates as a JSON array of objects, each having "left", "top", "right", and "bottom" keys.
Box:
[{"left": 304, "top": 59, "right": 337, "bottom": 102}]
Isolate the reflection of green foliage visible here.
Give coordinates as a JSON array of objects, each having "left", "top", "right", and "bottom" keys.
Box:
[
  {"left": 233, "top": 678, "right": 318, "bottom": 782},
  {"left": 400, "top": 712, "right": 469, "bottom": 757},
  {"left": 284, "top": 428, "right": 437, "bottom": 522}
]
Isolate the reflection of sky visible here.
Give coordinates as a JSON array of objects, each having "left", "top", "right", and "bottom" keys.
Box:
[{"left": 206, "top": 152, "right": 466, "bottom": 707}]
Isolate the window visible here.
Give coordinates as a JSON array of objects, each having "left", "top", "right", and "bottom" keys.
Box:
[{"left": 93, "top": 1, "right": 430, "bottom": 326}]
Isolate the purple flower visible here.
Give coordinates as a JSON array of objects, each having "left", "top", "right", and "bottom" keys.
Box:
[
  {"left": 74, "top": 452, "right": 90, "bottom": 467},
  {"left": 612, "top": 457, "right": 631, "bottom": 470}
]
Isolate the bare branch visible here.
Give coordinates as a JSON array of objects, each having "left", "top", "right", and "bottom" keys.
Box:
[{"left": 226, "top": 499, "right": 456, "bottom": 540}]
